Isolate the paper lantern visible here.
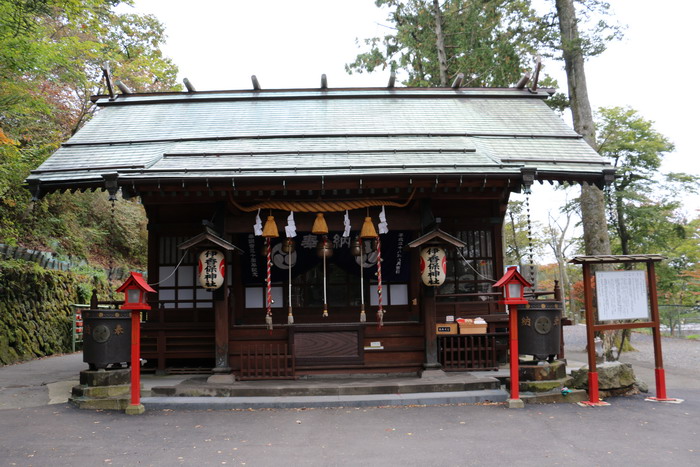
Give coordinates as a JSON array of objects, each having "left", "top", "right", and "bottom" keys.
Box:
[
  {"left": 419, "top": 246, "right": 447, "bottom": 287},
  {"left": 198, "top": 249, "right": 225, "bottom": 290}
]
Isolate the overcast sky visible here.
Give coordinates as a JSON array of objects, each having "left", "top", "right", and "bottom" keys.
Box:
[{"left": 116, "top": 0, "right": 700, "bottom": 230}]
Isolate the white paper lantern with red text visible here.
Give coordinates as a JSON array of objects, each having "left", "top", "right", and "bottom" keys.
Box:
[
  {"left": 419, "top": 246, "right": 447, "bottom": 286},
  {"left": 198, "top": 250, "right": 225, "bottom": 290}
]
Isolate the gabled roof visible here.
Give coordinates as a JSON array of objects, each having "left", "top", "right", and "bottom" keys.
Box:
[
  {"left": 493, "top": 265, "right": 532, "bottom": 289},
  {"left": 116, "top": 271, "right": 156, "bottom": 293},
  {"left": 178, "top": 227, "right": 243, "bottom": 253},
  {"left": 26, "top": 87, "right": 614, "bottom": 197},
  {"left": 407, "top": 228, "right": 466, "bottom": 249}
]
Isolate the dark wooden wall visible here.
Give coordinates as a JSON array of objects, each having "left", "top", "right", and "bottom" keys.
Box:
[{"left": 139, "top": 190, "right": 510, "bottom": 374}]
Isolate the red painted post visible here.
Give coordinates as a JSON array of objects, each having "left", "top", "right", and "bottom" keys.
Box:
[
  {"left": 130, "top": 310, "right": 141, "bottom": 407},
  {"left": 581, "top": 262, "right": 600, "bottom": 405},
  {"left": 655, "top": 368, "right": 668, "bottom": 400},
  {"left": 588, "top": 371, "right": 599, "bottom": 403},
  {"left": 509, "top": 304, "right": 519, "bottom": 400},
  {"left": 647, "top": 261, "right": 672, "bottom": 401}
]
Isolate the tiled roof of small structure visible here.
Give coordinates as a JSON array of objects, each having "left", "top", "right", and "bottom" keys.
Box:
[{"left": 26, "top": 87, "right": 613, "bottom": 195}]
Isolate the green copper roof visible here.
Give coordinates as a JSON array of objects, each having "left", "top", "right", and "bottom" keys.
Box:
[{"left": 27, "top": 87, "right": 613, "bottom": 195}]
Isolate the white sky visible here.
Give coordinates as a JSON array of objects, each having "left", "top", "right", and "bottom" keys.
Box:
[{"left": 117, "top": 0, "right": 700, "bottom": 239}]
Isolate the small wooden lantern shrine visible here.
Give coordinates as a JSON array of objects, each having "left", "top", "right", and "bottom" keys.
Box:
[
  {"left": 116, "top": 272, "right": 155, "bottom": 310},
  {"left": 493, "top": 266, "right": 532, "bottom": 305}
]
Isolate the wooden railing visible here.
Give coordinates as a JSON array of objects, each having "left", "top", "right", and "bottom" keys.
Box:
[
  {"left": 438, "top": 334, "right": 505, "bottom": 371},
  {"left": 239, "top": 343, "right": 296, "bottom": 380}
]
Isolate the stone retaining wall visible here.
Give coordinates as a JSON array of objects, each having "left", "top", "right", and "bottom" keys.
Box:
[{"left": 0, "top": 261, "right": 107, "bottom": 365}]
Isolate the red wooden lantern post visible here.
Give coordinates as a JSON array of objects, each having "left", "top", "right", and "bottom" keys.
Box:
[
  {"left": 116, "top": 272, "right": 155, "bottom": 415},
  {"left": 493, "top": 266, "right": 532, "bottom": 408}
]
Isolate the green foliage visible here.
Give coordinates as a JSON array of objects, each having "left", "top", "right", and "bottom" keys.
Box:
[
  {"left": 347, "top": 1, "right": 623, "bottom": 88},
  {"left": 541, "top": 0, "right": 624, "bottom": 59},
  {"left": 0, "top": 0, "right": 175, "bottom": 269},
  {"left": 347, "top": 0, "right": 550, "bottom": 87},
  {"left": 595, "top": 106, "right": 700, "bottom": 304}
]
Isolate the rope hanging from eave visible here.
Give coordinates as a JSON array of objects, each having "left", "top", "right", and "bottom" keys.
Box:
[{"left": 228, "top": 189, "right": 416, "bottom": 213}]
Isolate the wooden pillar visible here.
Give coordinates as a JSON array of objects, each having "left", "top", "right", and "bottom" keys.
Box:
[
  {"left": 213, "top": 295, "right": 230, "bottom": 372},
  {"left": 422, "top": 286, "right": 442, "bottom": 371},
  {"left": 208, "top": 266, "right": 234, "bottom": 383}
]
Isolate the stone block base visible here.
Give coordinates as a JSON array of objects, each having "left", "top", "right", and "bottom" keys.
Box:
[
  {"left": 79, "top": 368, "right": 131, "bottom": 387},
  {"left": 518, "top": 360, "right": 566, "bottom": 381},
  {"left": 70, "top": 369, "right": 135, "bottom": 411},
  {"left": 125, "top": 403, "right": 145, "bottom": 415}
]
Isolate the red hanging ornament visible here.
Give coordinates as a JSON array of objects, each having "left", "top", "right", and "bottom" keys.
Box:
[
  {"left": 265, "top": 237, "right": 273, "bottom": 332},
  {"left": 376, "top": 236, "right": 384, "bottom": 328}
]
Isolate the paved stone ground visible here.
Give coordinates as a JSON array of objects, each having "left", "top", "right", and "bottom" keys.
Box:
[
  {"left": 1, "top": 328, "right": 699, "bottom": 466},
  {"left": 1, "top": 388, "right": 698, "bottom": 466}
]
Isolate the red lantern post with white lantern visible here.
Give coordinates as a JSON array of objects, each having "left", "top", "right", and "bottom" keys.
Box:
[
  {"left": 116, "top": 272, "right": 155, "bottom": 415},
  {"left": 493, "top": 266, "right": 532, "bottom": 408}
]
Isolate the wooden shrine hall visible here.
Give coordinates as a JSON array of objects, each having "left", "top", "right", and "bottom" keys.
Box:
[{"left": 26, "top": 83, "right": 614, "bottom": 379}]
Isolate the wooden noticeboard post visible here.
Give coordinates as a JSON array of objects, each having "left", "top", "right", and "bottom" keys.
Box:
[{"left": 569, "top": 255, "right": 681, "bottom": 406}]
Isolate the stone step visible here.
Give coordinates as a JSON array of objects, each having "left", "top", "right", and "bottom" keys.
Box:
[
  {"left": 522, "top": 388, "right": 588, "bottom": 404},
  {"left": 142, "top": 389, "right": 510, "bottom": 410},
  {"left": 518, "top": 376, "right": 574, "bottom": 393},
  {"left": 69, "top": 395, "right": 131, "bottom": 410},
  {"left": 151, "top": 374, "right": 502, "bottom": 398},
  {"left": 71, "top": 384, "right": 132, "bottom": 399}
]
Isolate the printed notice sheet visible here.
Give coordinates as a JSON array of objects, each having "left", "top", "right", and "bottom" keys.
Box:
[{"left": 595, "top": 270, "right": 650, "bottom": 321}]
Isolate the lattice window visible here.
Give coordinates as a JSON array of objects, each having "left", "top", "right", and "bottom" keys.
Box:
[{"left": 439, "top": 229, "right": 496, "bottom": 298}]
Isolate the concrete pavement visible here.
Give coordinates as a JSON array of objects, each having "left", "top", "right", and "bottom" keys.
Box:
[
  {"left": 1, "top": 330, "right": 698, "bottom": 466},
  {"left": 2, "top": 326, "right": 697, "bottom": 410}
]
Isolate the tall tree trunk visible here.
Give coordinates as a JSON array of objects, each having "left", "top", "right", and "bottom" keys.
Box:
[
  {"left": 615, "top": 193, "right": 630, "bottom": 255},
  {"left": 556, "top": 0, "right": 612, "bottom": 257},
  {"left": 557, "top": 0, "right": 621, "bottom": 358},
  {"left": 432, "top": 0, "right": 448, "bottom": 87}
]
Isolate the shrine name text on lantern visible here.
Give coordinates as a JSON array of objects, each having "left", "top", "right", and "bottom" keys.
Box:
[
  {"left": 420, "top": 246, "right": 447, "bottom": 287},
  {"left": 198, "top": 249, "right": 225, "bottom": 290}
]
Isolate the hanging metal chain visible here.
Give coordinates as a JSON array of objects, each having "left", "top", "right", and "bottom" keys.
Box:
[
  {"left": 524, "top": 189, "right": 535, "bottom": 286},
  {"left": 603, "top": 183, "right": 617, "bottom": 229},
  {"left": 108, "top": 198, "right": 116, "bottom": 300}
]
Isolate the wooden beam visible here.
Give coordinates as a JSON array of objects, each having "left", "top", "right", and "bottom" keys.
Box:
[
  {"left": 530, "top": 57, "right": 542, "bottom": 92},
  {"left": 451, "top": 73, "right": 464, "bottom": 89},
  {"left": 183, "top": 78, "right": 196, "bottom": 92},
  {"left": 115, "top": 80, "right": 132, "bottom": 94},
  {"left": 515, "top": 73, "right": 531, "bottom": 89},
  {"left": 101, "top": 63, "right": 115, "bottom": 99}
]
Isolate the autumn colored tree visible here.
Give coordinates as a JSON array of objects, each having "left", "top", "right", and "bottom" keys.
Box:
[{"left": 0, "top": 0, "right": 179, "bottom": 266}]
